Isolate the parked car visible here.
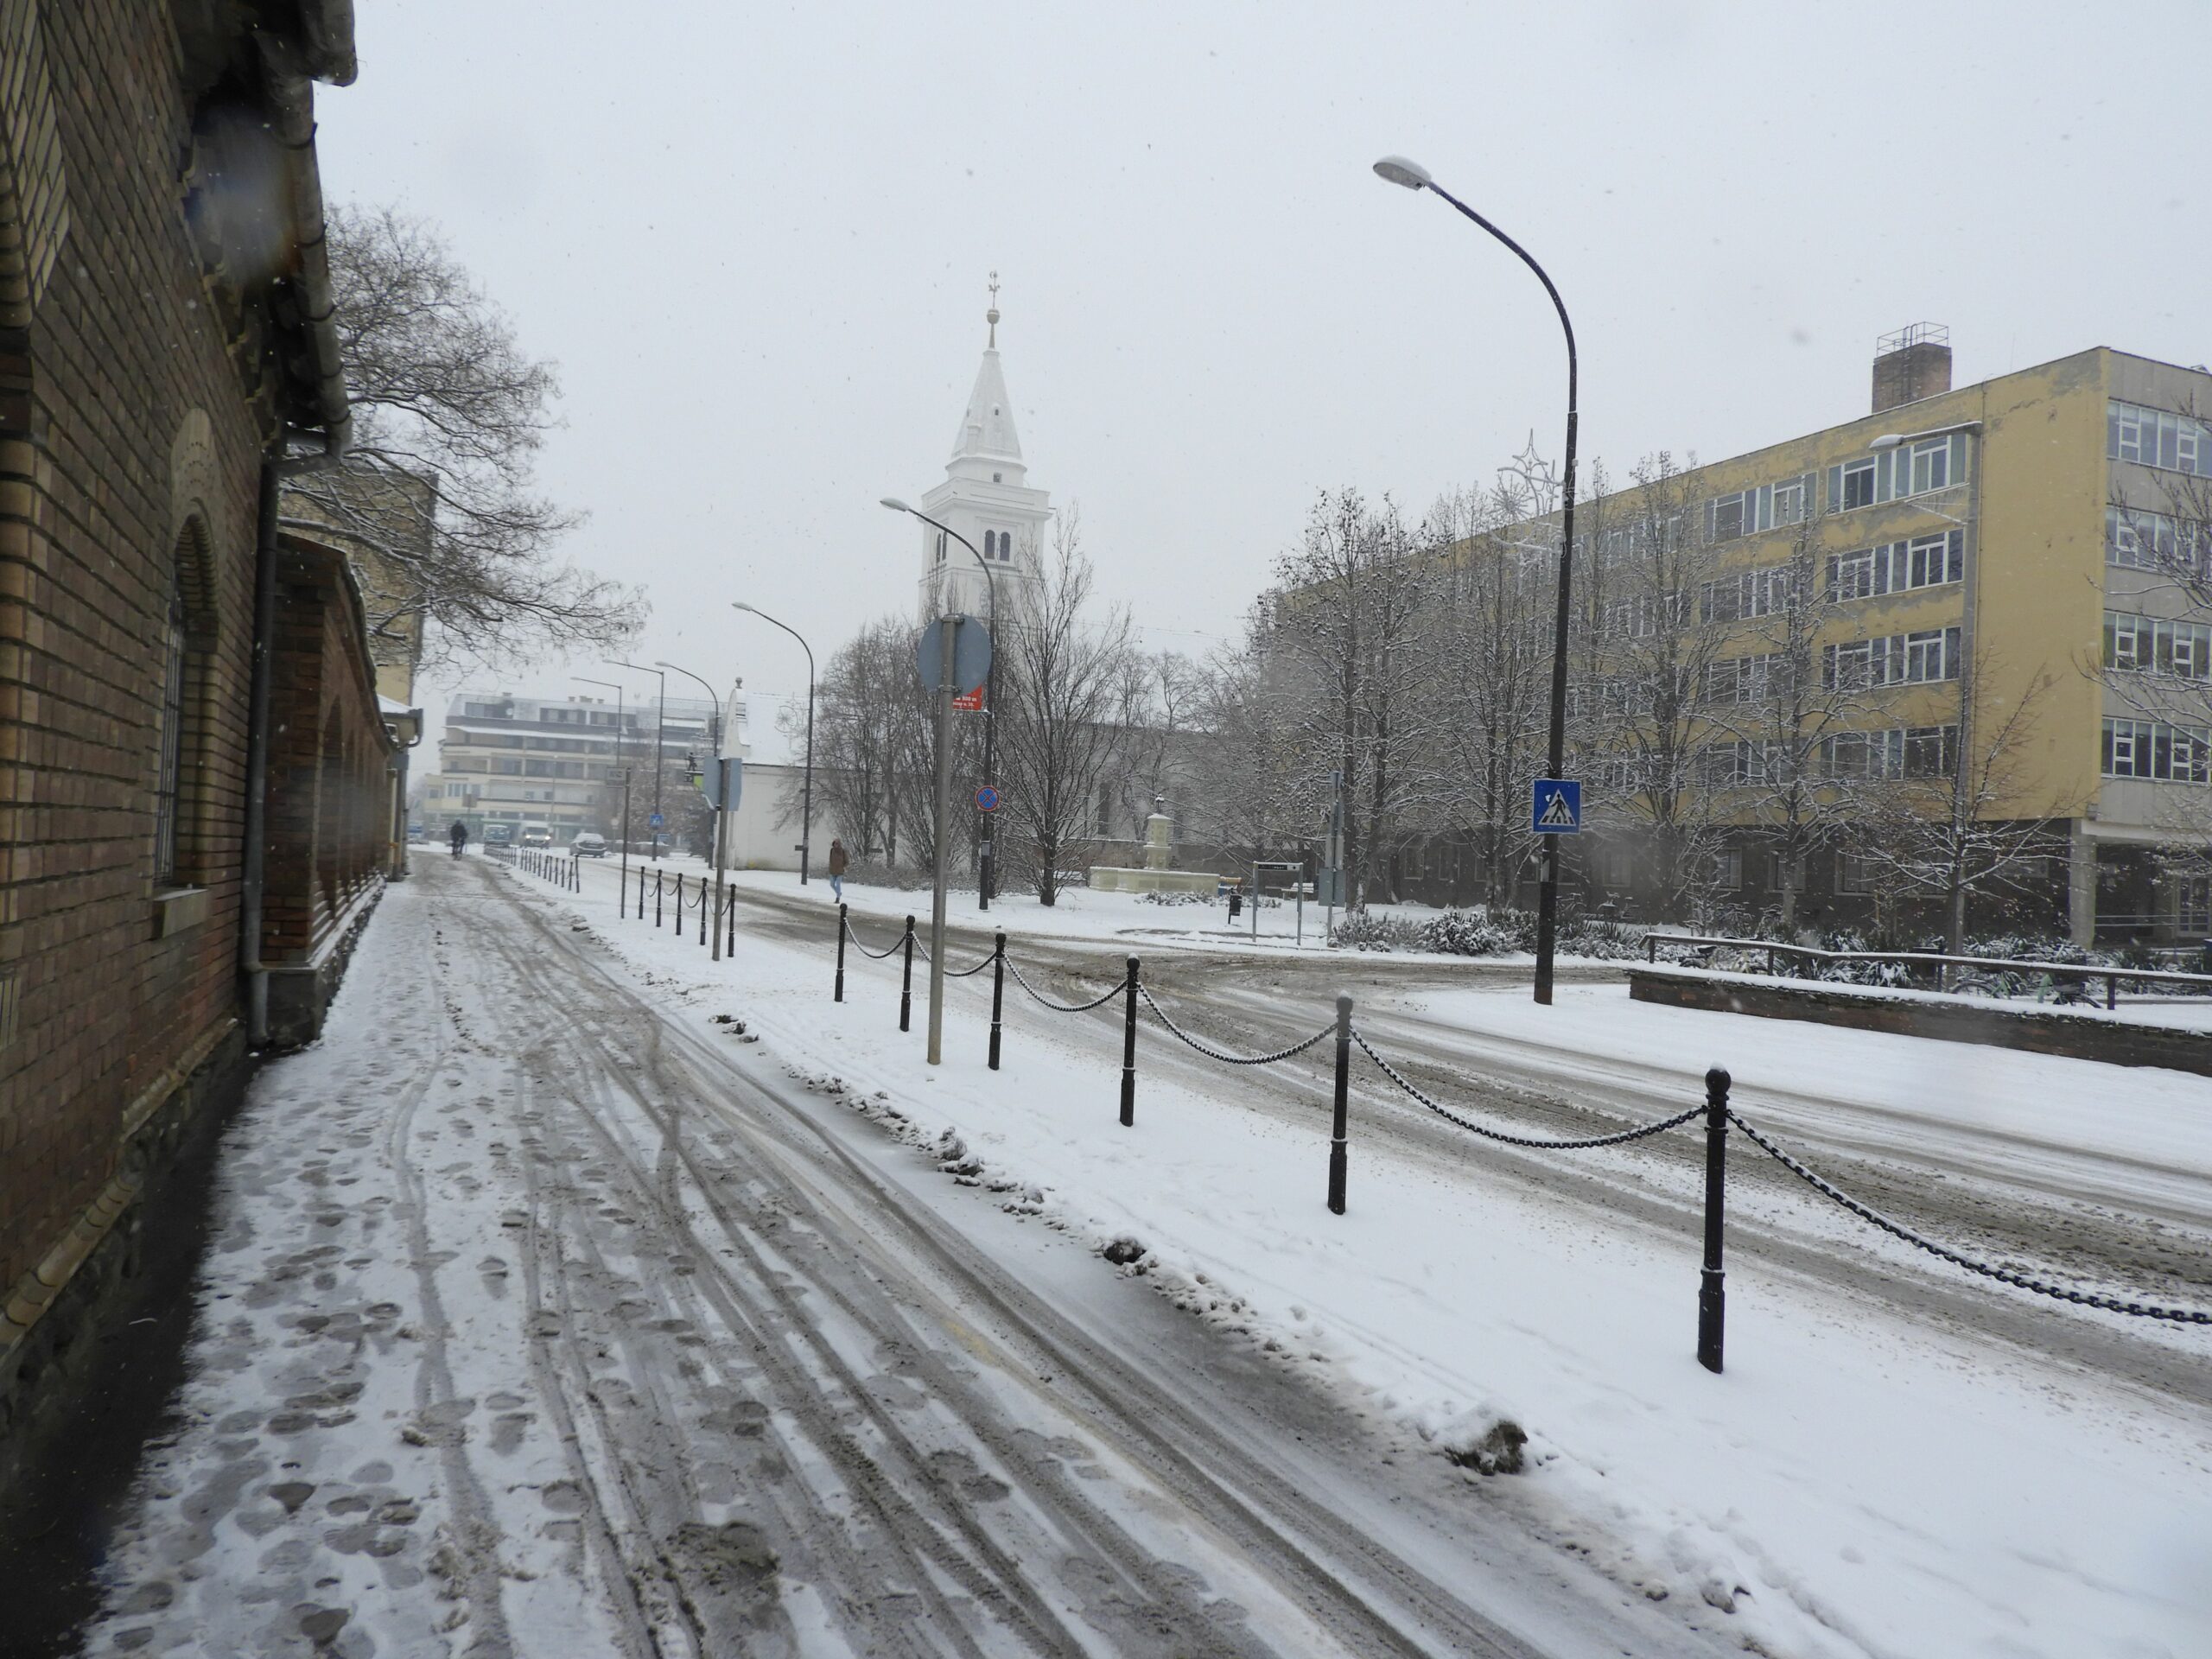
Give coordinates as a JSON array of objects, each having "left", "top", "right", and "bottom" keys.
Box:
[
  {"left": 483, "top": 823, "right": 514, "bottom": 847},
  {"left": 572, "top": 832, "right": 608, "bottom": 857},
  {"left": 518, "top": 822, "right": 554, "bottom": 849}
]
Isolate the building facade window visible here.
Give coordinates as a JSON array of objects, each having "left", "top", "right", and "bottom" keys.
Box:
[
  {"left": 1823, "top": 724, "right": 1956, "bottom": 780},
  {"left": 2102, "top": 718, "right": 2211, "bottom": 783},
  {"left": 1827, "top": 433, "right": 1971, "bottom": 513},
  {"left": 2108, "top": 399, "right": 2212, "bottom": 478},
  {"left": 2107, "top": 505, "right": 2206, "bottom": 575},
  {"left": 1823, "top": 626, "right": 1961, "bottom": 689},
  {"left": 1831, "top": 530, "right": 1966, "bottom": 599},
  {"left": 1836, "top": 852, "right": 1880, "bottom": 894},
  {"left": 2105, "top": 610, "right": 2212, "bottom": 679}
]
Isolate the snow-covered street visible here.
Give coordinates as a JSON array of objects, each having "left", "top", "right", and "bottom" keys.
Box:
[
  {"left": 79, "top": 859, "right": 1738, "bottom": 1657},
  {"left": 75, "top": 853, "right": 2212, "bottom": 1655}
]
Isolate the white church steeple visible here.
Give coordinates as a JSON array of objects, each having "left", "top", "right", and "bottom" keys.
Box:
[{"left": 914, "top": 276, "right": 1052, "bottom": 626}]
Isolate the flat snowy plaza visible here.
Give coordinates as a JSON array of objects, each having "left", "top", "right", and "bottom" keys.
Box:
[{"left": 62, "top": 857, "right": 2212, "bottom": 1657}]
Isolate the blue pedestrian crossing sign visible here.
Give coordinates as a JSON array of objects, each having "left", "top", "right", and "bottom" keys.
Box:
[
  {"left": 1531, "top": 779, "right": 1582, "bottom": 834},
  {"left": 648, "top": 811, "right": 665, "bottom": 829}
]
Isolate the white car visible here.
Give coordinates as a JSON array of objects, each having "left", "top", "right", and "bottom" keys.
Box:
[{"left": 572, "top": 832, "right": 609, "bottom": 857}]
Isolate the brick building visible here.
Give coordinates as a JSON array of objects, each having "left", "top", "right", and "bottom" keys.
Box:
[{"left": 0, "top": 0, "right": 382, "bottom": 1491}]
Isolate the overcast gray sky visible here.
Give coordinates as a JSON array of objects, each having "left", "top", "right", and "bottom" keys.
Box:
[{"left": 319, "top": 0, "right": 2212, "bottom": 763}]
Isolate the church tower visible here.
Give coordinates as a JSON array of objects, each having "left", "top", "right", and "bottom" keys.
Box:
[{"left": 912, "top": 277, "right": 1052, "bottom": 627}]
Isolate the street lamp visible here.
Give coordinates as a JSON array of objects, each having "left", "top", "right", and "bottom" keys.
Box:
[
  {"left": 1870, "top": 419, "right": 1981, "bottom": 449},
  {"left": 573, "top": 675, "right": 631, "bottom": 899},
  {"left": 658, "top": 658, "right": 732, "bottom": 963},
  {"left": 1375, "top": 153, "right": 1579, "bottom": 1007},
  {"left": 882, "top": 496, "right": 1000, "bottom": 910},
  {"left": 611, "top": 660, "right": 667, "bottom": 860},
  {"left": 732, "top": 603, "right": 817, "bottom": 885}
]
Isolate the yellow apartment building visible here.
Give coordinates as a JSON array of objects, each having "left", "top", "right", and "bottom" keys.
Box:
[{"left": 1414, "top": 329, "right": 2211, "bottom": 944}]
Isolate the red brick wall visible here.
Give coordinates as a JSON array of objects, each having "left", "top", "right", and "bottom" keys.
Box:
[
  {"left": 262, "top": 542, "right": 391, "bottom": 974},
  {"left": 0, "top": 1, "right": 273, "bottom": 1294}
]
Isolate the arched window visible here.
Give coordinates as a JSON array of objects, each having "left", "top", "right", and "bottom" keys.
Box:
[
  {"left": 935, "top": 531, "right": 946, "bottom": 565},
  {"left": 152, "top": 578, "right": 188, "bottom": 882},
  {"left": 153, "top": 519, "right": 214, "bottom": 886}
]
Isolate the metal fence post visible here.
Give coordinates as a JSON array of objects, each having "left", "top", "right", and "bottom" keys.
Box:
[
  {"left": 1119, "top": 957, "right": 1139, "bottom": 1127},
  {"left": 835, "top": 904, "right": 848, "bottom": 1002},
  {"left": 988, "top": 931, "right": 1006, "bottom": 1071},
  {"left": 1698, "top": 1065, "right": 1730, "bottom": 1375},
  {"left": 698, "top": 875, "right": 707, "bottom": 945},
  {"left": 899, "top": 915, "right": 915, "bottom": 1033},
  {"left": 655, "top": 871, "right": 663, "bottom": 928},
  {"left": 1328, "top": 994, "right": 1351, "bottom": 1215},
  {"left": 727, "top": 883, "right": 735, "bottom": 953}
]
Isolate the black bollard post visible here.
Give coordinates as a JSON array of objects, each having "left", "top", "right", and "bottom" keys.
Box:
[
  {"left": 1119, "top": 957, "right": 1139, "bottom": 1128},
  {"left": 727, "top": 883, "right": 735, "bottom": 954},
  {"left": 834, "top": 904, "right": 848, "bottom": 1002},
  {"left": 899, "top": 916, "right": 915, "bottom": 1033},
  {"left": 1327, "top": 993, "right": 1351, "bottom": 1215},
  {"left": 988, "top": 932, "right": 1006, "bottom": 1071},
  {"left": 655, "top": 872, "right": 664, "bottom": 928},
  {"left": 1698, "top": 1066, "right": 1730, "bottom": 1375},
  {"left": 697, "top": 875, "right": 707, "bottom": 946}
]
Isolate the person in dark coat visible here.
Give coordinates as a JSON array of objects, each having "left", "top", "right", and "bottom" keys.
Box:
[
  {"left": 448, "top": 821, "right": 467, "bottom": 856},
  {"left": 827, "top": 837, "right": 849, "bottom": 901}
]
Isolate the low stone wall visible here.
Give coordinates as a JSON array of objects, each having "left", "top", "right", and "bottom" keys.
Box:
[
  {"left": 1089, "top": 867, "right": 1220, "bottom": 895},
  {"left": 1628, "top": 966, "right": 2212, "bottom": 1077}
]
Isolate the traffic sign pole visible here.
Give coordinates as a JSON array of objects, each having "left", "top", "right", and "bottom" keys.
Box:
[{"left": 927, "top": 615, "right": 956, "bottom": 1066}]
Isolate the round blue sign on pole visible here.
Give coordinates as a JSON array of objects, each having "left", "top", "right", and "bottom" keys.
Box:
[
  {"left": 648, "top": 811, "right": 665, "bottom": 829},
  {"left": 975, "top": 785, "right": 1001, "bottom": 813}
]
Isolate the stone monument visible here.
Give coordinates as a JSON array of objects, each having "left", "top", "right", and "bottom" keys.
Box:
[{"left": 1089, "top": 796, "right": 1218, "bottom": 895}]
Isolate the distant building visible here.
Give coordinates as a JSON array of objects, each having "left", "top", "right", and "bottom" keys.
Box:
[
  {"left": 425, "top": 690, "right": 746, "bottom": 847},
  {"left": 1393, "top": 329, "right": 2212, "bottom": 944}
]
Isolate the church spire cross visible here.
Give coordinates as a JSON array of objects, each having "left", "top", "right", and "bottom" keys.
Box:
[{"left": 986, "top": 270, "right": 1000, "bottom": 348}]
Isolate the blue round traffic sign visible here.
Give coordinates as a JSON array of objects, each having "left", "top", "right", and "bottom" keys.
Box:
[{"left": 974, "top": 785, "right": 1001, "bottom": 813}]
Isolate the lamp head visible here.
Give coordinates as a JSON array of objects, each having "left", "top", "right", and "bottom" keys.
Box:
[
  {"left": 880, "top": 496, "right": 913, "bottom": 513},
  {"left": 1869, "top": 434, "right": 1904, "bottom": 450},
  {"left": 1372, "top": 155, "right": 1433, "bottom": 191},
  {"left": 731, "top": 601, "right": 755, "bottom": 613}
]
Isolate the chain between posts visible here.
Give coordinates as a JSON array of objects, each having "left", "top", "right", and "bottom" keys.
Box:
[
  {"left": 1003, "top": 957, "right": 1133, "bottom": 1014},
  {"left": 1726, "top": 1108, "right": 2212, "bottom": 1325},
  {"left": 1137, "top": 984, "right": 1334, "bottom": 1065},
  {"left": 1351, "top": 1031, "right": 1703, "bottom": 1148}
]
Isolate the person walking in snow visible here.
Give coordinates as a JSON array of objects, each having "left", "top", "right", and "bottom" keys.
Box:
[
  {"left": 448, "top": 820, "right": 467, "bottom": 857},
  {"left": 827, "top": 837, "right": 848, "bottom": 901}
]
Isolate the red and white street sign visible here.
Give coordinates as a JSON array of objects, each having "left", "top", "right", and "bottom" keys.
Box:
[{"left": 952, "top": 686, "right": 986, "bottom": 712}]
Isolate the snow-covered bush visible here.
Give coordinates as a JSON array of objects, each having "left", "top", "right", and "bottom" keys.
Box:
[
  {"left": 1421, "top": 909, "right": 1515, "bottom": 957},
  {"left": 1331, "top": 912, "right": 1426, "bottom": 951}
]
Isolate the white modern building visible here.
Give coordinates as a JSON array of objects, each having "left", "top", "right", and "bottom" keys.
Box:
[{"left": 906, "top": 283, "right": 1052, "bottom": 627}]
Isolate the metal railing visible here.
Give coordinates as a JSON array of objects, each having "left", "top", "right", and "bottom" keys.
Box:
[{"left": 1643, "top": 932, "right": 2212, "bottom": 1008}]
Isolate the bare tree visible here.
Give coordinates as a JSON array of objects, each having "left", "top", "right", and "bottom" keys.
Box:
[
  {"left": 1425, "top": 456, "right": 1554, "bottom": 907},
  {"left": 283, "top": 205, "right": 643, "bottom": 669},
  {"left": 1256, "top": 489, "right": 1434, "bottom": 910},
  {"left": 1200, "top": 640, "right": 1318, "bottom": 874},
  {"left": 1847, "top": 652, "right": 2077, "bottom": 952},
  {"left": 1707, "top": 499, "right": 1869, "bottom": 931},
  {"left": 1582, "top": 456, "right": 1736, "bottom": 918},
  {"left": 995, "top": 512, "right": 1140, "bottom": 905}
]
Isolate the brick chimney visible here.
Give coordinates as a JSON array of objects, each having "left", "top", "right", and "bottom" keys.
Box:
[{"left": 1872, "top": 322, "right": 1951, "bottom": 414}]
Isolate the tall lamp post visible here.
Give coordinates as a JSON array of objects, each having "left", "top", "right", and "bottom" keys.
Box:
[
  {"left": 1374, "top": 154, "right": 1579, "bottom": 1007},
  {"left": 731, "top": 603, "right": 817, "bottom": 885},
  {"left": 881, "top": 497, "right": 999, "bottom": 911},
  {"left": 612, "top": 660, "right": 667, "bottom": 860},
  {"left": 573, "top": 675, "right": 631, "bottom": 903},
  {"left": 657, "top": 658, "right": 731, "bottom": 963}
]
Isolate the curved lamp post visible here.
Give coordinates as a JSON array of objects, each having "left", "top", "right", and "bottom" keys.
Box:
[
  {"left": 731, "top": 602, "right": 816, "bottom": 885},
  {"left": 881, "top": 496, "right": 999, "bottom": 911},
  {"left": 1374, "top": 154, "right": 1578, "bottom": 1007}
]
